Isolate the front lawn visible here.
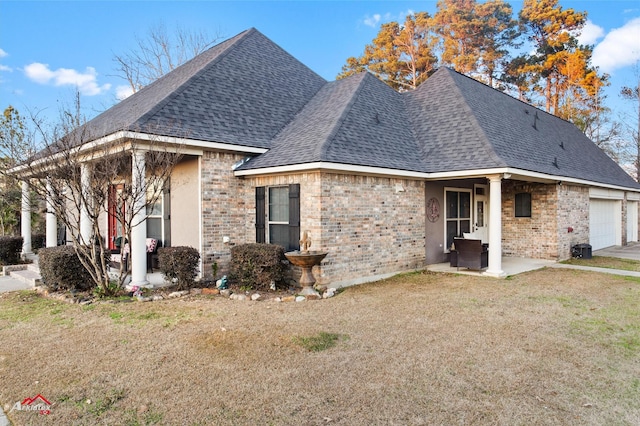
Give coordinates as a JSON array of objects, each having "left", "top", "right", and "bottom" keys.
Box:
[
  {"left": 1, "top": 268, "right": 639, "bottom": 425},
  {"left": 561, "top": 255, "right": 640, "bottom": 272}
]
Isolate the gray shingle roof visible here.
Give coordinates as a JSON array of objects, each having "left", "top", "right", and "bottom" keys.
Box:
[
  {"left": 409, "top": 68, "right": 638, "bottom": 188},
  {"left": 81, "top": 28, "right": 326, "bottom": 148},
  {"left": 60, "top": 28, "right": 637, "bottom": 190}
]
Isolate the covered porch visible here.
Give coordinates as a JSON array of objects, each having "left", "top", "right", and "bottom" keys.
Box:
[{"left": 427, "top": 256, "right": 556, "bottom": 277}]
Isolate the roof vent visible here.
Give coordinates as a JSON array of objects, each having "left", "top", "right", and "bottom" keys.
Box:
[
  {"left": 552, "top": 157, "right": 559, "bottom": 168},
  {"left": 559, "top": 140, "right": 565, "bottom": 149},
  {"left": 375, "top": 112, "right": 380, "bottom": 124},
  {"left": 532, "top": 111, "right": 539, "bottom": 130}
]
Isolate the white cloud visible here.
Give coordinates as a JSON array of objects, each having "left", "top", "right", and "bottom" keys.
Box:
[
  {"left": 577, "top": 20, "right": 604, "bottom": 45},
  {"left": 364, "top": 14, "right": 381, "bottom": 28},
  {"left": 0, "top": 48, "right": 7, "bottom": 58},
  {"left": 0, "top": 64, "right": 11, "bottom": 72},
  {"left": 592, "top": 17, "right": 640, "bottom": 73},
  {"left": 23, "top": 62, "right": 111, "bottom": 95},
  {"left": 116, "top": 85, "right": 134, "bottom": 100}
]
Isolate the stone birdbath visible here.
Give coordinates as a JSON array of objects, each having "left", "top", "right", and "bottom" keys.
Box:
[{"left": 285, "top": 231, "right": 328, "bottom": 297}]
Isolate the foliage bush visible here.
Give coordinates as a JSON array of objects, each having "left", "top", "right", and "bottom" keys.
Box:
[
  {"left": 31, "top": 233, "right": 46, "bottom": 251},
  {"left": 229, "top": 243, "right": 287, "bottom": 291},
  {"left": 38, "top": 246, "right": 97, "bottom": 292},
  {"left": 0, "top": 236, "right": 23, "bottom": 265},
  {"left": 158, "top": 246, "right": 200, "bottom": 290}
]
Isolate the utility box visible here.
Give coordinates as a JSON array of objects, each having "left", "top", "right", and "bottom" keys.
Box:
[{"left": 572, "top": 243, "right": 592, "bottom": 259}]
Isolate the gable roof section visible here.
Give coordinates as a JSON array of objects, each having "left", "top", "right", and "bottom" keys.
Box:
[
  {"left": 241, "top": 72, "right": 423, "bottom": 171},
  {"left": 81, "top": 28, "right": 326, "bottom": 149},
  {"left": 409, "top": 68, "right": 639, "bottom": 188}
]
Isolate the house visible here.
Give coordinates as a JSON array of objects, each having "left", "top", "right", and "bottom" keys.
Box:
[{"left": 19, "top": 28, "right": 640, "bottom": 287}]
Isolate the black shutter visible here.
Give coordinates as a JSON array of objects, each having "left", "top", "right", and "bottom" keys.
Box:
[
  {"left": 163, "top": 178, "right": 171, "bottom": 247},
  {"left": 256, "top": 187, "right": 265, "bottom": 243},
  {"left": 288, "top": 184, "right": 300, "bottom": 251}
]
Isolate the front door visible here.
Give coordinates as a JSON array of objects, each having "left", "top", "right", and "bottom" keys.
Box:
[
  {"left": 108, "top": 184, "right": 126, "bottom": 251},
  {"left": 474, "top": 184, "right": 488, "bottom": 243}
]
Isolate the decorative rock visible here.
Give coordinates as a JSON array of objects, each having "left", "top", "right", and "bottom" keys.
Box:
[
  {"left": 281, "top": 296, "right": 295, "bottom": 302},
  {"left": 251, "top": 293, "right": 261, "bottom": 301},
  {"left": 152, "top": 295, "right": 164, "bottom": 301},
  {"left": 230, "top": 294, "right": 247, "bottom": 301},
  {"left": 202, "top": 288, "right": 219, "bottom": 295},
  {"left": 79, "top": 299, "right": 92, "bottom": 305},
  {"left": 305, "top": 294, "right": 321, "bottom": 301},
  {"left": 323, "top": 288, "right": 337, "bottom": 299},
  {"left": 136, "top": 296, "right": 152, "bottom": 302},
  {"left": 220, "top": 289, "right": 232, "bottom": 297},
  {"left": 295, "top": 296, "right": 306, "bottom": 302},
  {"left": 168, "top": 290, "right": 189, "bottom": 298},
  {"left": 190, "top": 288, "right": 202, "bottom": 295},
  {"left": 274, "top": 297, "right": 282, "bottom": 302}
]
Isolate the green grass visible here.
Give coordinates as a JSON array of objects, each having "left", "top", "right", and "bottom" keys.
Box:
[
  {"left": 293, "top": 332, "right": 348, "bottom": 352},
  {"left": 561, "top": 256, "right": 640, "bottom": 272},
  {"left": 0, "top": 291, "right": 66, "bottom": 323}
]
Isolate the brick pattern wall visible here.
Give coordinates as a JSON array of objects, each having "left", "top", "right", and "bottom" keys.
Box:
[
  {"left": 243, "top": 172, "right": 426, "bottom": 287},
  {"left": 200, "top": 152, "right": 252, "bottom": 276},
  {"left": 556, "top": 185, "right": 589, "bottom": 260},
  {"left": 315, "top": 174, "right": 425, "bottom": 286},
  {"left": 502, "top": 181, "right": 588, "bottom": 260}
]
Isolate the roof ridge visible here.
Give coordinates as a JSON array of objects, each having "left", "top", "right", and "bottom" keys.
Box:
[
  {"left": 438, "top": 68, "right": 507, "bottom": 168},
  {"left": 134, "top": 28, "right": 256, "bottom": 128},
  {"left": 316, "top": 72, "right": 370, "bottom": 159}
]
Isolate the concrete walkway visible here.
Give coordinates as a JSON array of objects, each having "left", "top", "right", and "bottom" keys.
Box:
[{"left": 0, "top": 275, "right": 34, "bottom": 294}]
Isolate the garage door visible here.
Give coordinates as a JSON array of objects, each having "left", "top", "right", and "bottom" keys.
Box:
[
  {"left": 628, "top": 201, "right": 638, "bottom": 243},
  {"left": 589, "top": 199, "right": 620, "bottom": 250}
]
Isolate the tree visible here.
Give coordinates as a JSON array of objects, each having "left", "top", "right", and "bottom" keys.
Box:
[
  {"left": 338, "top": 12, "right": 438, "bottom": 90},
  {"left": 434, "top": 0, "right": 519, "bottom": 87},
  {"left": 10, "top": 94, "right": 183, "bottom": 295},
  {"left": 621, "top": 73, "right": 640, "bottom": 181},
  {"left": 0, "top": 106, "right": 32, "bottom": 236},
  {"left": 112, "top": 22, "right": 223, "bottom": 95}
]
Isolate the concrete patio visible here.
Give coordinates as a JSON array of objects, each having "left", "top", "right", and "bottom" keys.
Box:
[{"left": 427, "top": 256, "right": 556, "bottom": 277}]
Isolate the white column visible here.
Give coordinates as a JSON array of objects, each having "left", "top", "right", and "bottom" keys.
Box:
[
  {"left": 21, "top": 180, "right": 32, "bottom": 256},
  {"left": 45, "top": 179, "right": 58, "bottom": 247},
  {"left": 80, "top": 163, "right": 92, "bottom": 245},
  {"left": 131, "top": 150, "right": 148, "bottom": 286},
  {"left": 485, "top": 174, "right": 505, "bottom": 277}
]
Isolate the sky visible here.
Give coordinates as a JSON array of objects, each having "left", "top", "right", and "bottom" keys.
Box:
[{"left": 1, "top": 0, "right": 639, "bottom": 130}]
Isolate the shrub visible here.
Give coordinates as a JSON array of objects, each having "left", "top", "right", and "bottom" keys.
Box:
[
  {"left": 38, "top": 246, "right": 98, "bottom": 291},
  {"left": 0, "top": 236, "right": 23, "bottom": 265},
  {"left": 31, "top": 233, "right": 46, "bottom": 251},
  {"left": 158, "top": 246, "right": 200, "bottom": 290},
  {"left": 229, "top": 243, "right": 287, "bottom": 291}
]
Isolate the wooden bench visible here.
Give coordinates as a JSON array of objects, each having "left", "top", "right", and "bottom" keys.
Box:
[{"left": 451, "top": 238, "right": 488, "bottom": 270}]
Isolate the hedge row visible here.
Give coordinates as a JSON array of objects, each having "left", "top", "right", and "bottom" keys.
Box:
[
  {"left": 229, "top": 243, "right": 287, "bottom": 291},
  {"left": 158, "top": 246, "right": 200, "bottom": 290},
  {"left": 38, "top": 246, "right": 104, "bottom": 292},
  {"left": 0, "top": 236, "right": 23, "bottom": 265}
]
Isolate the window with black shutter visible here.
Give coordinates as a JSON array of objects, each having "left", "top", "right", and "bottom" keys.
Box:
[
  {"left": 515, "top": 192, "right": 532, "bottom": 218},
  {"left": 255, "top": 184, "right": 300, "bottom": 251}
]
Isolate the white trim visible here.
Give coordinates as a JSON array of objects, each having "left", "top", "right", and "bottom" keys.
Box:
[
  {"left": 589, "top": 187, "right": 624, "bottom": 200},
  {"left": 627, "top": 192, "right": 640, "bottom": 201},
  {"left": 197, "top": 155, "right": 204, "bottom": 280},
  {"left": 443, "top": 187, "right": 473, "bottom": 252},
  {"left": 234, "top": 162, "right": 640, "bottom": 193}
]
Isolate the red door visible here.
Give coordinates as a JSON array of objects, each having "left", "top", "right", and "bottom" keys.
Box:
[{"left": 108, "top": 184, "right": 125, "bottom": 251}]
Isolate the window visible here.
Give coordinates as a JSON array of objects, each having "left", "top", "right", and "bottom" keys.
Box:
[
  {"left": 515, "top": 192, "right": 532, "bottom": 218},
  {"left": 145, "top": 178, "right": 171, "bottom": 246},
  {"left": 445, "top": 189, "right": 471, "bottom": 250},
  {"left": 268, "top": 187, "right": 290, "bottom": 249},
  {"left": 256, "top": 184, "right": 300, "bottom": 251}
]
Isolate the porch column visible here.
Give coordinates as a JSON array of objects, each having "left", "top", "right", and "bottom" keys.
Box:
[
  {"left": 80, "top": 163, "right": 92, "bottom": 245},
  {"left": 485, "top": 174, "right": 505, "bottom": 277},
  {"left": 45, "top": 179, "right": 58, "bottom": 247},
  {"left": 20, "top": 180, "right": 32, "bottom": 257},
  {"left": 130, "top": 149, "right": 148, "bottom": 286}
]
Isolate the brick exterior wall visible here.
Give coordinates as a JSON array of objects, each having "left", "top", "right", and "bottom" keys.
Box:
[
  {"left": 242, "top": 172, "right": 426, "bottom": 287},
  {"left": 502, "top": 181, "right": 589, "bottom": 260}
]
